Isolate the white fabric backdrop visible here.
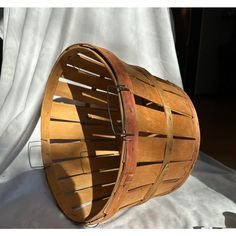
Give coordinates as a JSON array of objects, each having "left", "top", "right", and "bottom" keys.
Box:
[
  {"left": 0, "top": 8, "right": 235, "bottom": 229},
  {"left": 0, "top": 8, "right": 182, "bottom": 174}
]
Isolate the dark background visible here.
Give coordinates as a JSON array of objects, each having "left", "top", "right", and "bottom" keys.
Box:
[
  {"left": 0, "top": 8, "right": 235, "bottom": 169},
  {"left": 172, "top": 8, "right": 236, "bottom": 169}
]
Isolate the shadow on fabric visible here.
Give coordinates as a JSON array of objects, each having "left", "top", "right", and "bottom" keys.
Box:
[
  {"left": 191, "top": 152, "right": 236, "bottom": 203},
  {"left": 223, "top": 211, "right": 236, "bottom": 228}
]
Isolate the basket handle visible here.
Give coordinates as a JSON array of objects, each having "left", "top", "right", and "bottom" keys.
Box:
[
  {"left": 106, "top": 85, "right": 134, "bottom": 139},
  {"left": 28, "top": 141, "right": 44, "bottom": 169}
]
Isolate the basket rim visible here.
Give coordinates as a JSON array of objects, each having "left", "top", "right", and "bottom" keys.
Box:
[{"left": 41, "top": 43, "right": 139, "bottom": 225}]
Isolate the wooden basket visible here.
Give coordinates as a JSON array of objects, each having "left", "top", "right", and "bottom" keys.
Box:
[{"left": 41, "top": 43, "right": 200, "bottom": 225}]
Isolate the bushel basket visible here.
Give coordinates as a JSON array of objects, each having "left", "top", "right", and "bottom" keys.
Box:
[{"left": 41, "top": 43, "right": 200, "bottom": 225}]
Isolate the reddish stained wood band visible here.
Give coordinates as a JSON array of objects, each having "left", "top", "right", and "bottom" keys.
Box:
[{"left": 80, "top": 44, "right": 139, "bottom": 224}]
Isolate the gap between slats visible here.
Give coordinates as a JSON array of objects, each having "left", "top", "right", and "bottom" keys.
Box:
[
  {"left": 49, "top": 120, "right": 117, "bottom": 140},
  {"left": 57, "top": 169, "right": 119, "bottom": 193},
  {"left": 54, "top": 81, "right": 119, "bottom": 109},
  {"left": 50, "top": 140, "right": 121, "bottom": 160},
  {"left": 50, "top": 101, "right": 122, "bottom": 125},
  {"left": 52, "top": 155, "right": 121, "bottom": 179}
]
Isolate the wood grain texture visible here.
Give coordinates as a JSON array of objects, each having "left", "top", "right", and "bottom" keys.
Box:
[
  {"left": 68, "top": 54, "right": 111, "bottom": 78},
  {"left": 62, "top": 65, "right": 113, "bottom": 91},
  {"left": 66, "top": 184, "right": 115, "bottom": 208},
  {"left": 128, "top": 164, "right": 162, "bottom": 189},
  {"left": 130, "top": 76, "right": 162, "bottom": 105},
  {"left": 136, "top": 105, "right": 167, "bottom": 134},
  {"left": 50, "top": 141, "right": 121, "bottom": 160},
  {"left": 57, "top": 169, "right": 119, "bottom": 192},
  {"left": 49, "top": 121, "right": 115, "bottom": 140},
  {"left": 53, "top": 156, "right": 121, "bottom": 178},
  {"left": 51, "top": 102, "right": 121, "bottom": 125}
]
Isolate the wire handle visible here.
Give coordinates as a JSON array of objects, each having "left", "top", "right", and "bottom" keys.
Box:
[
  {"left": 28, "top": 140, "right": 44, "bottom": 169},
  {"left": 106, "top": 84, "right": 134, "bottom": 140}
]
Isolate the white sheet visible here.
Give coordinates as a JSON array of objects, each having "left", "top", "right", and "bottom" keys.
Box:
[
  {"left": 0, "top": 7, "right": 181, "bottom": 174},
  {"left": 1, "top": 137, "right": 236, "bottom": 228},
  {"left": 0, "top": 8, "right": 235, "bottom": 229}
]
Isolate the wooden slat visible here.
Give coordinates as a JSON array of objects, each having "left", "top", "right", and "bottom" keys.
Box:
[
  {"left": 137, "top": 137, "right": 196, "bottom": 163},
  {"left": 69, "top": 54, "right": 111, "bottom": 78},
  {"left": 124, "top": 64, "right": 154, "bottom": 86},
  {"left": 71, "top": 198, "right": 108, "bottom": 222},
  {"left": 128, "top": 164, "right": 162, "bottom": 189},
  {"left": 62, "top": 66, "right": 113, "bottom": 91},
  {"left": 171, "top": 139, "right": 196, "bottom": 161},
  {"left": 49, "top": 121, "right": 115, "bottom": 140},
  {"left": 136, "top": 105, "right": 167, "bottom": 134},
  {"left": 120, "top": 184, "right": 151, "bottom": 208},
  {"left": 50, "top": 141, "right": 121, "bottom": 160},
  {"left": 128, "top": 161, "right": 191, "bottom": 192},
  {"left": 164, "top": 91, "right": 192, "bottom": 116},
  {"left": 137, "top": 137, "right": 166, "bottom": 162},
  {"left": 55, "top": 81, "right": 119, "bottom": 108},
  {"left": 130, "top": 77, "right": 162, "bottom": 105},
  {"left": 78, "top": 47, "right": 104, "bottom": 63},
  {"left": 154, "top": 78, "right": 185, "bottom": 97},
  {"left": 53, "top": 156, "right": 121, "bottom": 178},
  {"left": 66, "top": 184, "right": 115, "bottom": 208},
  {"left": 137, "top": 106, "right": 194, "bottom": 138},
  {"left": 164, "top": 161, "right": 192, "bottom": 181},
  {"left": 58, "top": 169, "right": 119, "bottom": 192},
  {"left": 51, "top": 102, "right": 121, "bottom": 124},
  {"left": 172, "top": 114, "right": 194, "bottom": 138},
  {"left": 154, "top": 179, "right": 180, "bottom": 196}
]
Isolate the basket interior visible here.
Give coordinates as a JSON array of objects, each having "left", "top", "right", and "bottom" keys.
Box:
[{"left": 43, "top": 46, "right": 123, "bottom": 223}]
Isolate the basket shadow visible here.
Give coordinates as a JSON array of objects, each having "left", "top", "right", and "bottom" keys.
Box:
[
  {"left": 223, "top": 211, "right": 236, "bottom": 228},
  {"left": 74, "top": 101, "right": 121, "bottom": 223}
]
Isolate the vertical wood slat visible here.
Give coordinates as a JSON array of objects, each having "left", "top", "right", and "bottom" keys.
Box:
[
  {"left": 50, "top": 141, "right": 121, "bottom": 160},
  {"left": 128, "top": 164, "right": 162, "bottom": 189},
  {"left": 153, "top": 77, "right": 185, "bottom": 97},
  {"left": 62, "top": 66, "right": 113, "bottom": 91},
  {"left": 128, "top": 160, "right": 192, "bottom": 191},
  {"left": 49, "top": 121, "right": 115, "bottom": 140},
  {"left": 71, "top": 198, "right": 108, "bottom": 222},
  {"left": 164, "top": 161, "right": 192, "bottom": 180},
  {"left": 154, "top": 179, "right": 181, "bottom": 196},
  {"left": 66, "top": 184, "right": 115, "bottom": 209},
  {"left": 68, "top": 54, "right": 111, "bottom": 78},
  {"left": 137, "top": 137, "right": 166, "bottom": 162},
  {"left": 172, "top": 114, "right": 194, "bottom": 138},
  {"left": 55, "top": 81, "right": 119, "bottom": 108},
  {"left": 52, "top": 156, "right": 121, "bottom": 178},
  {"left": 164, "top": 91, "right": 192, "bottom": 116},
  {"left": 136, "top": 104, "right": 194, "bottom": 138},
  {"left": 57, "top": 169, "right": 119, "bottom": 192},
  {"left": 130, "top": 76, "right": 163, "bottom": 105},
  {"left": 120, "top": 184, "right": 151, "bottom": 208},
  {"left": 137, "top": 137, "right": 196, "bottom": 163},
  {"left": 51, "top": 102, "right": 121, "bottom": 124},
  {"left": 136, "top": 105, "right": 167, "bottom": 135}
]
